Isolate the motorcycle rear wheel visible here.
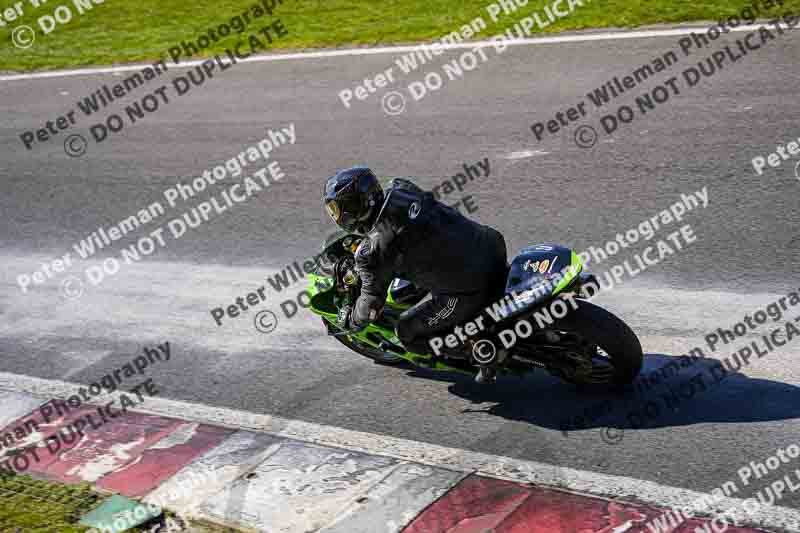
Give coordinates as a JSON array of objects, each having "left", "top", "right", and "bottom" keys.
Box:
[{"left": 542, "top": 300, "right": 643, "bottom": 387}]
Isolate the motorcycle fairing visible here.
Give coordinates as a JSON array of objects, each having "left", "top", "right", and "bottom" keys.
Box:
[{"left": 497, "top": 244, "right": 583, "bottom": 317}]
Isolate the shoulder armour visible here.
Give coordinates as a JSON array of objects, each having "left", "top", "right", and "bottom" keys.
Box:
[
  {"left": 388, "top": 177, "right": 424, "bottom": 193},
  {"left": 374, "top": 180, "right": 433, "bottom": 228}
]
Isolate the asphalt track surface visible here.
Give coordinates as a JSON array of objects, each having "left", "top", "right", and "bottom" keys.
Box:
[{"left": 2, "top": 23, "right": 800, "bottom": 519}]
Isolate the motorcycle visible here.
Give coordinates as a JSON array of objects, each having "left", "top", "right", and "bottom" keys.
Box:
[{"left": 306, "top": 231, "right": 643, "bottom": 387}]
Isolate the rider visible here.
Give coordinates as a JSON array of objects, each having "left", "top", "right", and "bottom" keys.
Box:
[{"left": 323, "top": 166, "right": 508, "bottom": 383}]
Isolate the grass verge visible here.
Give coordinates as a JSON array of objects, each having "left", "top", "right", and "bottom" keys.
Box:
[
  {"left": 0, "top": 472, "right": 102, "bottom": 532},
  {"left": 0, "top": 472, "right": 238, "bottom": 533},
  {"left": 1, "top": 0, "right": 799, "bottom": 72}
]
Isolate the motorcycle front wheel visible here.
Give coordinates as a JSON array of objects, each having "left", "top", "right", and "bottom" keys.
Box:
[{"left": 323, "top": 319, "right": 405, "bottom": 365}]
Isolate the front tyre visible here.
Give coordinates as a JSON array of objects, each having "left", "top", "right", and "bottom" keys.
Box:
[
  {"left": 550, "top": 300, "right": 643, "bottom": 387},
  {"left": 323, "top": 319, "right": 405, "bottom": 365}
]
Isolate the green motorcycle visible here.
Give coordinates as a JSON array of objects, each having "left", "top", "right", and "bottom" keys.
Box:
[{"left": 307, "top": 231, "right": 643, "bottom": 387}]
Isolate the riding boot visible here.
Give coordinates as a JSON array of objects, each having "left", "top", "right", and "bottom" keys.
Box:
[
  {"left": 473, "top": 347, "right": 507, "bottom": 385},
  {"left": 475, "top": 365, "right": 497, "bottom": 384}
]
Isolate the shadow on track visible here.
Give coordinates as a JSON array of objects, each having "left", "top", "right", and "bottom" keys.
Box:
[{"left": 402, "top": 353, "right": 800, "bottom": 433}]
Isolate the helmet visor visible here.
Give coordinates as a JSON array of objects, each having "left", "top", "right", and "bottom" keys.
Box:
[
  {"left": 326, "top": 198, "right": 362, "bottom": 232},
  {"left": 325, "top": 200, "right": 341, "bottom": 224}
]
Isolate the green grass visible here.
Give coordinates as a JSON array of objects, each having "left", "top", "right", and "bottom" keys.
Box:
[
  {"left": 0, "top": 472, "right": 239, "bottom": 532},
  {"left": 2, "top": 0, "right": 799, "bottom": 71},
  {"left": 0, "top": 472, "right": 103, "bottom": 532}
]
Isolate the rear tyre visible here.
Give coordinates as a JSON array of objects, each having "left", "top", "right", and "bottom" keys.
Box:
[
  {"left": 549, "top": 300, "right": 643, "bottom": 387},
  {"left": 323, "top": 319, "right": 405, "bottom": 365}
]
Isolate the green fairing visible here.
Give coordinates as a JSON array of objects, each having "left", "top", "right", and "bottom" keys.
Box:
[
  {"left": 551, "top": 251, "right": 583, "bottom": 296},
  {"left": 307, "top": 273, "right": 470, "bottom": 374},
  {"left": 307, "top": 251, "right": 584, "bottom": 377}
]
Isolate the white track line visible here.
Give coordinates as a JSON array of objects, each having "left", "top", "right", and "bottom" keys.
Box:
[
  {"left": 1, "top": 371, "right": 799, "bottom": 532},
  {"left": 0, "top": 23, "right": 793, "bottom": 82}
]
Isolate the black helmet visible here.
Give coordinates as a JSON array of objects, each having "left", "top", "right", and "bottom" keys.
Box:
[{"left": 323, "top": 166, "right": 384, "bottom": 234}]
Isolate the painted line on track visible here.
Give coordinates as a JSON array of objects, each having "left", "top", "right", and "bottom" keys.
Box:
[
  {"left": 1, "top": 23, "right": 796, "bottom": 83},
  {"left": 1, "top": 370, "right": 799, "bottom": 532}
]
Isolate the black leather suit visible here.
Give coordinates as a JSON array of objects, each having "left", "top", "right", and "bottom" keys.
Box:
[{"left": 351, "top": 178, "right": 507, "bottom": 354}]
